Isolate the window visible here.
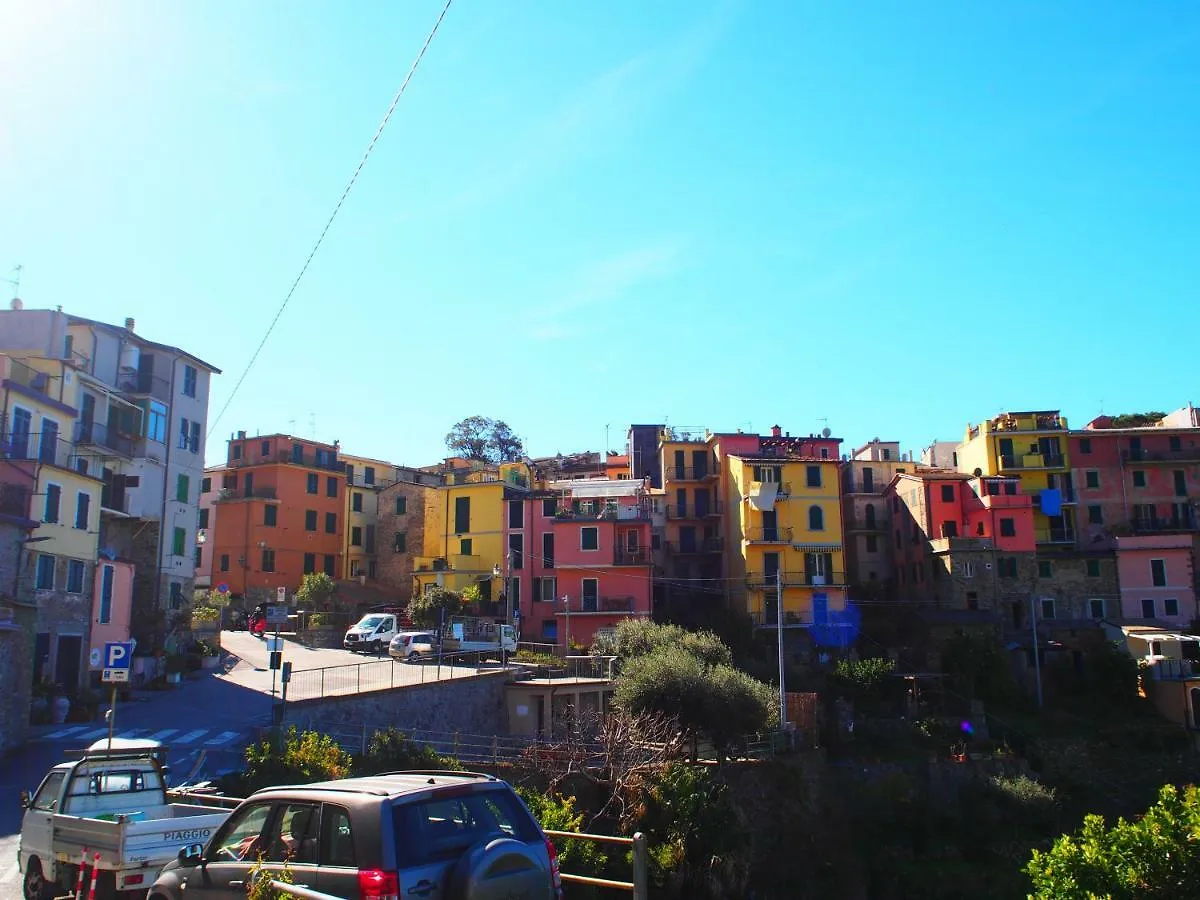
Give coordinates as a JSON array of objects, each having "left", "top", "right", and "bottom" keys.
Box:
[
  {"left": 1078, "top": 438, "right": 1092, "bottom": 454},
  {"left": 306, "top": 473, "right": 318, "bottom": 494},
  {"left": 232, "top": 443, "right": 243, "bottom": 460},
  {"left": 66, "top": 560, "right": 85, "bottom": 594},
  {"left": 352, "top": 492, "right": 363, "bottom": 513},
  {"left": 193, "top": 544, "right": 203, "bottom": 568},
  {"left": 508, "top": 501, "right": 524, "bottom": 529},
  {"left": 542, "top": 498, "right": 557, "bottom": 517},
  {"left": 459, "top": 538, "right": 472, "bottom": 555},
  {"left": 1085, "top": 470, "right": 1099, "bottom": 489},
  {"left": 326, "top": 476, "right": 338, "bottom": 498},
  {"left": 75, "top": 492, "right": 90, "bottom": 530},
  {"left": 808, "top": 505, "right": 824, "bottom": 530},
  {"left": 1086, "top": 559, "right": 1101, "bottom": 577},
  {"left": 999, "top": 518, "right": 1015, "bottom": 537},
  {"left": 292, "top": 444, "right": 304, "bottom": 463},
  {"left": 264, "top": 505, "right": 277, "bottom": 526},
  {"left": 1088, "top": 504, "right": 1103, "bottom": 525},
  {"left": 174, "top": 474, "right": 189, "bottom": 504},
  {"left": 1151, "top": 558, "right": 1167, "bottom": 587},
  {"left": 364, "top": 467, "right": 375, "bottom": 486},
  {"left": 220, "top": 554, "right": 230, "bottom": 572},
  {"left": 961, "top": 562, "right": 975, "bottom": 578},
  {"left": 865, "top": 534, "right": 878, "bottom": 553},
  {"left": 806, "top": 465, "right": 821, "bottom": 488},
  {"left": 303, "top": 553, "right": 316, "bottom": 574},
  {"left": 351, "top": 526, "right": 362, "bottom": 547},
  {"left": 211, "top": 803, "right": 274, "bottom": 863},
  {"left": 98, "top": 565, "right": 114, "bottom": 623},
  {"left": 1165, "top": 598, "right": 1180, "bottom": 617},
  {"left": 190, "top": 421, "right": 201, "bottom": 453},
  {"left": 1038, "top": 560, "right": 1052, "bottom": 579},
  {"left": 1088, "top": 598, "right": 1106, "bottom": 619},
  {"left": 181, "top": 364, "right": 198, "bottom": 398},
  {"left": 1003, "top": 481, "right": 1017, "bottom": 495},
  {"left": 941, "top": 484, "right": 955, "bottom": 502},
  {"left": 305, "top": 509, "right": 317, "bottom": 531},
  {"left": 259, "top": 440, "right": 270, "bottom": 457},
  {"left": 582, "top": 578, "right": 599, "bottom": 610},
  {"left": 999, "top": 556, "right": 1018, "bottom": 578},
  {"left": 1133, "top": 470, "right": 1147, "bottom": 488},
  {"left": 1142, "top": 597, "right": 1155, "bottom": 619},
  {"left": 197, "top": 508, "right": 209, "bottom": 531},
  {"left": 39, "top": 418, "right": 59, "bottom": 462},
  {"left": 393, "top": 532, "right": 406, "bottom": 553},
  {"left": 44, "top": 484, "right": 61, "bottom": 523},
  {"left": 454, "top": 496, "right": 470, "bottom": 533},
  {"left": 509, "top": 534, "right": 524, "bottom": 569},
  {"left": 321, "top": 806, "right": 355, "bottom": 868},
  {"left": 323, "top": 555, "right": 336, "bottom": 576},
  {"left": 36, "top": 554, "right": 55, "bottom": 590},
  {"left": 395, "top": 496, "right": 408, "bottom": 515},
  {"left": 507, "top": 577, "right": 520, "bottom": 611},
  {"left": 201, "top": 476, "right": 212, "bottom": 494},
  {"left": 543, "top": 533, "right": 555, "bottom": 568},
  {"left": 325, "top": 512, "right": 337, "bottom": 534},
  {"left": 581, "top": 527, "right": 599, "bottom": 551},
  {"left": 178, "top": 417, "right": 191, "bottom": 450},
  {"left": 261, "top": 549, "right": 275, "bottom": 572},
  {"left": 173, "top": 527, "right": 186, "bottom": 556},
  {"left": 1040, "top": 598, "right": 1056, "bottom": 620},
  {"left": 223, "top": 473, "right": 237, "bottom": 490}
]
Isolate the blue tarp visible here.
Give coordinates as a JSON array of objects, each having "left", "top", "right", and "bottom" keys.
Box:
[{"left": 1041, "top": 488, "right": 1062, "bottom": 516}]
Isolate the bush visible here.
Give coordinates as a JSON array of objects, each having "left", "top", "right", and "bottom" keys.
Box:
[
  {"left": 409, "top": 588, "right": 463, "bottom": 628},
  {"left": 306, "top": 612, "right": 330, "bottom": 629},
  {"left": 191, "top": 605, "right": 221, "bottom": 625},
  {"left": 610, "top": 619, "right": 733, "bottom": 668},
  {"left": 295, "top": 572, "right": 338, "bottom": 610},
  {"left": 242, "top": 727, "right": 352, "bottom": 793},
  {"left": 357, "top": 728, "right": 461, "bottom": 775},
  {"left": 516, "top": 788, "right": 609, "bottom": 885},
  {"left": 514, "top": 649, "right": 561, "bottom": 668},
  {"left": 831, "top": 656, "right": 897, "bottom": 714}
]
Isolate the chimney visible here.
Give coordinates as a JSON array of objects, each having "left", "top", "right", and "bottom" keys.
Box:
[
  {"left": 124, "top": 317, "right": 135, "bottom": 331},
  {"left": 770, "top": 424, "right": 782, "bottom": 438},
  {"left": 10, "top": 297, "right": 23, "bottom": 310}
]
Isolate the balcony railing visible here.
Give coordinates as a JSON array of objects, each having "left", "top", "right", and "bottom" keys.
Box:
[
  {"left": 554, "top": 506, "right": 650, "bottom": 522},
  {"left": 1000, "top": 453, "right": 1065, "bottom": 471},
  {"left": 747, "top": 570, "right": 846, "bottom": 588},
  {"left": 1131, "top": 516, "right": 1200, "bottom": 534},
  {"left": 749, "top": 609, "right": 820, "bottom": 627},
  {"left": 1121, "top": 448, "right": 1200, "bottom": 464},
  {"left": 745, "top": 526, "right": 793, "bottom": 543},
  {"left": 1, "top": 431, "right": 77, "bottom": 469},
  {"left": 1035, "top": 528, "right": 1076, "bottom": 544},
  {"left": 216, "top": 486, "right": 279, "bottom": 501},
  {"left": 117, "top": 370, "right": 172, "bottom": 402},
  {"left": 843, "top": 480, "right": 881, "bottom": 495},
  {"left": 665, "top": 465, "right": 713, "bottom": 482},
  {"left": 666, "top": 537, "right": 724, "bottom": 554},
  {"left": 561, "top": 595, "right": 637, "bottom": 614},
  {"left": 231, "top": 448, "right": 344, "bottom": 472},
  {"left": 665, "top": 501, "right": 722, "bottom": 519},
  {"left": 991, "top": 413, "right": 1066, "bottom": 432},
  {"left": 74, "top": 420, "right": 135, "bottom": 457},
  {"left": 0, "top": 482, "right": 33, "bottom": 519},
  {"left": 3, "top": 359, "right": 58, "bottom": 396},
  {"left": 845, "top": 515, "right": 884, "bottom": 531},
  {"left": 614, "top": 549, "right": 651, "bottom": 566}
]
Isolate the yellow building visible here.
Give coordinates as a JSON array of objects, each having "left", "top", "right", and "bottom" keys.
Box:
[
  {"left": 412, "top": 462, "right": 531, "bottom": 601},
  {"left": 658, "top": 427, "right": 722, "bottom": 586},
  {"left": 726, "top": 454, "right": 847, "bottom": 628},
  {"left": 956, "top": 411, "right": 1075, "bottom": 546},
  {"left": 341, "top": 453, "right": 402, "bottom": 582},
  {"left": 1, "top": 353, "right": 102, "bottom": 690}
]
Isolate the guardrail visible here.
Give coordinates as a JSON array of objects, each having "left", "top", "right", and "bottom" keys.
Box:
[{"left": 281, "top": 651, "right": 506, "bottom": 702}]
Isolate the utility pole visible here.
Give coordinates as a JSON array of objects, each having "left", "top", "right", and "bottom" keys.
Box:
[
  {"left": 777, "top": 568, "right": 787, "bottom": 729},
  {"left": 1030, "top": 595, "right": 1044, "bottom": 710}
]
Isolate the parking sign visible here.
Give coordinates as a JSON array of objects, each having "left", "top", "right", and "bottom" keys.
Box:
[{"left": 102, "top": 641, "right": 134, "bottom": 683}]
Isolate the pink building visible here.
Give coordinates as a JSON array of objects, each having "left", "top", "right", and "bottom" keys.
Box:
[
  {"left": 88, "top": 558, "right": 135, "bottom": 672},
  {"left": 1115, "top": 534, "right": 1197, "bottom": 624},
  {"left": 193, "top": 465, "right": 224, "bottom": 590},
  {"left": 506, "top": 479, "right": 653, "bottom": 650}
]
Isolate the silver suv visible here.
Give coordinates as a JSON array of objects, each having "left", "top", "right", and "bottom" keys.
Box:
[{"left": 150, "top": 771, "right": 563, "bottom": 899}]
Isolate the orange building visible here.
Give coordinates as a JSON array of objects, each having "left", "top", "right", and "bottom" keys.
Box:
[{"left": 207, "top": 432, "right": 345, "bottom": 599}]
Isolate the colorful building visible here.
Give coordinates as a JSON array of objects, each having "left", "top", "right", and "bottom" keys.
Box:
[
  {"left": 506, "top": 478, "right": 654, "bottom": 649},
  {"left": 341, "top": 453, "right": 404, "bottom": 582},
  {"left": 841, "top": 440, "right": 915, "bottom": 599},
  {"left": 1114, "top": 534, "right": 1196, "bottom": 625},
  {"left": 205, "top": 433, "right": 345, "bottom": 600},
  {"left": 657, "top": 426, "right": 723, "bottom": 613}
]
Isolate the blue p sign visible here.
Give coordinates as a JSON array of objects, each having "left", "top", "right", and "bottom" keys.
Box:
[{"left": 104, "top": 641, "right": 133, "bottom": 670}]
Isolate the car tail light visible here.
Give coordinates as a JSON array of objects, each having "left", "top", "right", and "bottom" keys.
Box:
[
  {"left": 123, "top": 873, "right": 144, "bottom": 886},
  {"left": 357, "top": 868, "right": 399, "bottom": 900},
  {"left": 544, "top": 835, "right": 563, "bottom": 898}
]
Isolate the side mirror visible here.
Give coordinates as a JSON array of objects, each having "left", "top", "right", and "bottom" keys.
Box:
[
  {"left": 19, "top": 791, "right": 31, "bottom": 810},
  {"left": 178, "top": 844, "right": 204, "bottom": 867}
]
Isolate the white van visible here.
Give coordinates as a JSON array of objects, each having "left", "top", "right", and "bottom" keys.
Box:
[{"left": 342, "top": 612, "right": 400, "bottom": 653}]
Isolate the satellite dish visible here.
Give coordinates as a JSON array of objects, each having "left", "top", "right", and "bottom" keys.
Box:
[
  {"left": 821, "top": 427, "right": 832, "bottom": 438},
  {"left": 973, "top": 468, "right": 983, "bottom": 477}
]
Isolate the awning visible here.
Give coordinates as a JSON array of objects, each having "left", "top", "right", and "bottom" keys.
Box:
[{"left": 550, "top": 479, "right": 642, "bottom": 499}]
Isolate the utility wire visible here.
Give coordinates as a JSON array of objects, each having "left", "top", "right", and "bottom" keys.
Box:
[{"left": 207, "top": 0, "right": 455, "bottom": 438}]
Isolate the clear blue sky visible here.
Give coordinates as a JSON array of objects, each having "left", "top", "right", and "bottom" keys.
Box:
[{"left": 2, "top": 1, "right": 1197, "bottom": 468}]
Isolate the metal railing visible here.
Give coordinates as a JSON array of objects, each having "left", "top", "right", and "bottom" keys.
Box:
[
  {"left": 1131, "top": 516, "right": 1200, "bottom": 534},
  {"left": 1000, "top": 453, "right": 1065, "bottom": 470},
  {"left": 665, "top": 465, "right": 712, "bottom": 481},
  {"left": 613, "top": 549, "right": 651, "bottom": 566},
  {"left": 3, "top": 358, "right": 58, "bottom": 395},
  {"left": 745, "top": 526, "right": 793, "bottom": 543},
  {"left": 1, "top": 430, "right": 77, "bottom": 469},
  {"left": 559, "top": 595, "right": 637, "bottom": 614},
  {"left": 74, "top": 420, "right": 135, "bottom": 457},
  {"left": 746, "top": 570, "right": 846, "bottom": 588},
  {"left": 749, "top": 609, "right": 822, "bottom": 626},
  {"left": 281, "top": 652, "right": 503, "bottom": 702},
  {"left": 554, "top": 506, "right": 651, "bottom": 522},
  {"left": 665, "top": 537, "right": 723, "bottom": 554},
  {"left": 665, "top": 501, "right": 721, "bottom": 519},
  {"left": 1121, "top": 447, "right": 1200, "bottom": 463},
  {"left": 844, "top": 514, "right": 884, "bottom": 531},
  {"left": 217, "top": 486, "right": 278, "bottom": 500},
  {"left": 117, "top": 370, "right": 172, "bottom": 402},
  {"left": 1034, "top": 528, "right": 1076, "bottom": 544}
]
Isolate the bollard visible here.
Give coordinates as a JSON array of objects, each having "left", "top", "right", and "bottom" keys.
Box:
[
  {"left": 86, "top": 852, "right": 101, "bottom": 900},
  {"left": 75, "top": 847, "right": 88, "bottom": 899},
  {"left": 631, "top": 833, "right": 648, "bottom": 900}
]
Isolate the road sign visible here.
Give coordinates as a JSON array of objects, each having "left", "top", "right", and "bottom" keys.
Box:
[
  {"left": 276, "top": 586, "right": 287, "bottom": 605},
  {"left": 265, "top": 604, "right": 289, "bottom": 626},
  {"left": 102, "top": 641, "right": 134, "bottom": 683},
  {"left": 216, "top": 582, "right": 230, "bottom": 594},
  {"left": 102, "top": 668, "right": 129, "bottom": 683}
]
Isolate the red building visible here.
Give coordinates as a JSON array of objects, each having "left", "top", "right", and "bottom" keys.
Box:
[{"left": 506, "top": 479, "right": 653, "bottom": 650}]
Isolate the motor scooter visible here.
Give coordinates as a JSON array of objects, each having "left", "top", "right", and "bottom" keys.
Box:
[{"left": 248, "top": 605, "right": 267, "bottom": 637}]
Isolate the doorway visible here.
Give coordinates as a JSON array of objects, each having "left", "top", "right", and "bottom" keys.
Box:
[{"left": 54, "top": 635, "right": 83, "bottom": 691}]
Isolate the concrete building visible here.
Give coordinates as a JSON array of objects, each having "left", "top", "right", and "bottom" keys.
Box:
[
  {"left": 841, "top": 440, "right": 915, "bottom": 599},
  {"left": 1114, "top": 533, "right": 1197, "bottom": 625},
  {"left": 921, "top": 441, "right": 959, "bottom": 468},
  {"left": 194, "top": 465, "right": 224, "bottom": 590},
  {"left": 1161, "top": 404, "right": 1200, "bottom": 429}
]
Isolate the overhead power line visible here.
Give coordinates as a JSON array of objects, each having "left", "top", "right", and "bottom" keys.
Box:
[{"left": 208, "top": 0, "right": 455, "bottom": 437}]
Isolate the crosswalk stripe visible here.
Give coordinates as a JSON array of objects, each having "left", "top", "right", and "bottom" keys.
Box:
[
  {"left": 43, "top": 725, "right": 91, "bottom": 739},
  {"left": 174, "top": 729, "right": 208, "bottom": 745},
  {"left": 149, "top": 729, "right": 178, "bottom": 741},
  {"left": 204, "top": 731, "right": 240, "bottom": 747},
  {"left": 77, "top": 728, "right": 111, "bottom": 741}
]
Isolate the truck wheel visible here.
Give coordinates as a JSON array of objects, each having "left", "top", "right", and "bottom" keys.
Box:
[{"left": 23, "top": 859, "right": 52, "bottom": 900}]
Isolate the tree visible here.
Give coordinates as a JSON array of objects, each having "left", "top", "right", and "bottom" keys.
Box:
[
  {"left": 295, "top": 572, "right": 338, "bottom": 611},
  {"left": 1025, "top": 784, "right": 1200, "bottom": 899},
  {"left": 444, "top": 416, "right": 525, "bottom": 463},
  {"left": 409, "top": 588, "right": 463, "bottom": 628},
  {"left": 1107, "top": 412, "right": 1167, "bottom": 428},
  {"left": 606, "top": 619, "right": 733, "bottom": 668}
]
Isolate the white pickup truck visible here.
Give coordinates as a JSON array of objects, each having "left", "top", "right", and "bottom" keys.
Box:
[
  {"left": 18, "top": 738, "right": 235, "bottom": 900},
  {"left": 441, "top": 616, "right": 518, "bottom": 660}
]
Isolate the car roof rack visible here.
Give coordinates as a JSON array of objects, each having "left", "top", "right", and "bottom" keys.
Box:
[{"left": 379, "top": 770, "right": 496, "bottom": 781}]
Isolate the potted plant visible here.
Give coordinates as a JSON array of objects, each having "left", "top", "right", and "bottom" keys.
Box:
[
  {"left": 165, "top": 654, "right": 187, "bottom": 685},
  {"left": 29, "top": 677, "right": 53, "bottom": 724},
  {"left": 195, "top": 638, "right": 221, "bottom": 670}
]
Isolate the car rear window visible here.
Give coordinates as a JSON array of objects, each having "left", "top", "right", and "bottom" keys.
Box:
[{"left": 392, "top": 788, "right": 540, "bottom": 868}]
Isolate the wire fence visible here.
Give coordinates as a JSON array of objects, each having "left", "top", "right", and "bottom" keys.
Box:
[{"left": 282, "top": 652, "right": 505, "bottom": 701}]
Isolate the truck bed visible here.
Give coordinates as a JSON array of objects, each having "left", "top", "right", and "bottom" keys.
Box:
[{"left": 52, "top": 803, "right": 230, "bottom": 868}]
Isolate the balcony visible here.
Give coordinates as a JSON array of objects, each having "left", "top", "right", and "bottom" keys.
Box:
[
  {"left": 1131, "top": 515, "right": 1200, "bottom": 535},
  {"left": 2, "top": 359, "right": 58, "bottom": 397},
  {"left": 1000, "top": 453, "right": 1065, "bottom": 471},
  {"left": 1, "top": 431, "right": 78, "bottom": 470},
  {"left": 74, "top": 420, "right": 135, "bottom": 458},
  {"left": 231, "top": 448, "right": 343, "bottom": 472},
  {"left": 614, "top": 549, "right": 651, "bottom": 566},
  {"left": 1035, "top": 528, "right": 1076, "bottom": 544},
  {"left": 216, "top": 486, "right": 279, "bottom": 501},
  {"left": 554, "top": 505, "right": 650, "bottom": 522},
  {"left": 749, "top": 609, "right": 819, "bottom": 628},
  {"left": 665, "top": 465, "right": 713, "bottom": 482},
  {"left": 560, "top": 595, "right": 637, "bottom": 615},
  {"left": 991, "top": 413, "right": 1067, "bottom": 432},
  {"left": 747, "top": 570, "right": 846, "bottom": 588},
  {"left": 1121, "top": 447, "right": 1200, "bottom": 464},
  {"left": 447, "top": 553, "right": 483, "bottom": 571},
  {"left": 665, "top": 501, "right": 722, "bottom": 520},
  {"left": 845, "top": 514, "right": 884, "bottom": 532},
  {"left": 666, "top": 537, "right": 724, "bottom": 554},
  {"left": 117, "top": 370, "right": 172, "bottom": 403},
  {"left": 843, "top": 480, "right": 881, "bottom": 495},
  {"left": 745, "top": 526, "right": 793, "bottom": 543}
]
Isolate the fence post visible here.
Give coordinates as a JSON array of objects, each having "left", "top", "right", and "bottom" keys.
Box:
[
  {"left": 390, "top": 660, "right": 394, "bottom": 690},
  {"left": 357, "top": 664, "right": 361, "bottom": 694},
  {"left": 454, "top": 730, "right": 460, "bottom": 759},
  {"left": 361, "top": 723, "right": 368, "bottom": 756},
  {"left": 320, "top": 668, "right": 325, "bottom": 699},
  {"left": 492, "top": 734, "right": 498, "bottom": 765},
  {"left": 632, "top": 832, "right": 648, "bottom": 900}
]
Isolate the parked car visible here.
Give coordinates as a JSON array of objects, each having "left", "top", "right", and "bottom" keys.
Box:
[
  {"left": 343, "top": 613, "right": 401, "bottom": 653},
  {"left": 389, "top": 631, "right": 437, "bottom": 662},
  {"left": 148, "top": 770, "right": 563, "bottom": 899}
]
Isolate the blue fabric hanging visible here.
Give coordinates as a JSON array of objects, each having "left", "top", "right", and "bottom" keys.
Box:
[{"left": 1040, "top": 488, "right": 1062, "bottom": 516}]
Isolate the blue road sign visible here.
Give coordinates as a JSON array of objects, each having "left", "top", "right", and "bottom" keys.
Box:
[{"left": 102, "top": 641, "right": 134, "bottom": 683}]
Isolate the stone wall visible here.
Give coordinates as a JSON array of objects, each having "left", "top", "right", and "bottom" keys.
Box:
[
  {"left": 0, "top": 609, "right": 34, "bottom": 752},
  {"left": 285, "top": 670, "right": 511, "bottom": 737},
  {"left": 374, "top": 481, "right": 431, "bottom": 600}
]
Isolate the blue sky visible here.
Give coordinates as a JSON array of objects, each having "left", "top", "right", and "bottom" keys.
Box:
[{"left": 2, "top": 1, "right": 1197, "bottom": 468}]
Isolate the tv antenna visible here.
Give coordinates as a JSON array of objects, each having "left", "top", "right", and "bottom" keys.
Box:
[
  {"left": 6, "top": 264, "right": 21, "bottom": 299},
  {"left": 309, "top": 412, "right": 316, "bottom": 439}
]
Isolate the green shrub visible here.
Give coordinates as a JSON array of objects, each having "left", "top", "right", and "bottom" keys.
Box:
[
  {"left": 409, "top": 588, "right": 463, "bottom": 628},
  {"left": 516, "top": 788, "right": 608, "bottom": 884},
  {"left": 243, "top": 727, "right": 352, "bottom": 793},
  {"left": 191, "top": 605, "right": 221, "bottom": 625},
  {"left": 610, "top": 619, "right": 733, "bottom": 668},
  {"left": 514, "top": 649, "right": 561, "bottom": 668},
  {"left": 306, "top": 612, "right": 330, "bottom": 629},
  {"left": 357, "top": 728, "right": 461, "bottom": 775}
]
